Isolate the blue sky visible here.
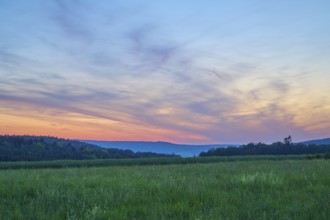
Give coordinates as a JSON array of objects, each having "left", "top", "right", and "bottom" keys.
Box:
[{"left": 1, "top": 0, "right": 330, "bottom": 144}]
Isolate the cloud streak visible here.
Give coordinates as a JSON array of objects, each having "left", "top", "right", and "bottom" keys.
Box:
[{"left": 0, "top": 0, "right": 329, "bottom": 143}]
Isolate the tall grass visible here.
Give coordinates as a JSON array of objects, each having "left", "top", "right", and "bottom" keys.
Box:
[
  {"left": 0, "top": 154, "right": 307, "bottom": 170},
  {"left": 0, "top": 160, "right": 329, "bottom": 219}
]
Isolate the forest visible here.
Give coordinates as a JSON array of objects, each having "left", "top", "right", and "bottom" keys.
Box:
[
  {"left": 0, "top": 135, "right": 178, "bottom": 162},
  {"left": 200, "top": 136, "right": 330, "bottom": 157}
]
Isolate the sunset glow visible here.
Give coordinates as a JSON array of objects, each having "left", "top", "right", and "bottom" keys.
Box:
[{"left": 1, "top": 0, "right": 329, "bottom": 144}]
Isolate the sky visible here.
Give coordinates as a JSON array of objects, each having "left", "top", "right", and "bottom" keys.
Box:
[{"left": 0, "top": 0, "right": 330, "bottom": 144}]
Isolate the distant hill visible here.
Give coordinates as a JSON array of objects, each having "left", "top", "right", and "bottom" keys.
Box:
[
  {"left": 82, "top": 140, "right": 235, "bottom": 157},
  {"left": 300, "top": 138, "right": 330, "bottom": 145},
  {"left": 0, "top": 135, "right": 178, "bottom": 162}
]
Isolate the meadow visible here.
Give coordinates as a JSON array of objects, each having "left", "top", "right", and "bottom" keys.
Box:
[
  {"left": 0, "top": 159, "right": 329, "bottom": 219},
  {"left": 0, "top": 154, "right": 307, "bottom": 170}
]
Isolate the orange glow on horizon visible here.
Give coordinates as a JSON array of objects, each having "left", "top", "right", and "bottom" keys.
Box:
[{"left": 0, "top": 110, "right": 211, "bottom": 144}]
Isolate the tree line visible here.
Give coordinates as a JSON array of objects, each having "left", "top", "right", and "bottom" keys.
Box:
[
  {"left": 200, "top": 136, "right": 330, "bottom": 157},
  {"left": 0, "top": 135, "right": 179, "bottom": 162}
]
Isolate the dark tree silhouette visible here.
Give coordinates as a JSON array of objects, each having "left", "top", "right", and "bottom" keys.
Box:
[
  {"left": 0, "top": 135, "right": 179, "bottom": 162},
  {"left": 200, "top": 136, "right": 330, "bottom": 157},
  {"left": 283, "top": 135, "right": 292, "bottom": 145}
]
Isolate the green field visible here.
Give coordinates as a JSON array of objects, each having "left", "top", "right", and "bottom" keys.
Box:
[
  {"left": 0, "top": 154, "right": 308, "bottom": 170},
  {"left": 0, "top": 159, "right": 329, "bottom": 219}
]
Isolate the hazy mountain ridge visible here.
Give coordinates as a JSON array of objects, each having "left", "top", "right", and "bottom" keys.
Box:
[
  {"left": 82, "top": 140, "right": 237, "bottom": 157},
  {"left": 83, "top": 137, "right": 330, "bottom": 157},
  {"left": 299, "top": 138, "right": 330, "bottom": 145}
]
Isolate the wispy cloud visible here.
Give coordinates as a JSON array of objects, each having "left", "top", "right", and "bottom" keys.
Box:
[
  {"left": 0, "top": 0, "right": 329, "bottom": 143},
  {"left": 50, "top": 0, "right": 93, "bottom": 43}
]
